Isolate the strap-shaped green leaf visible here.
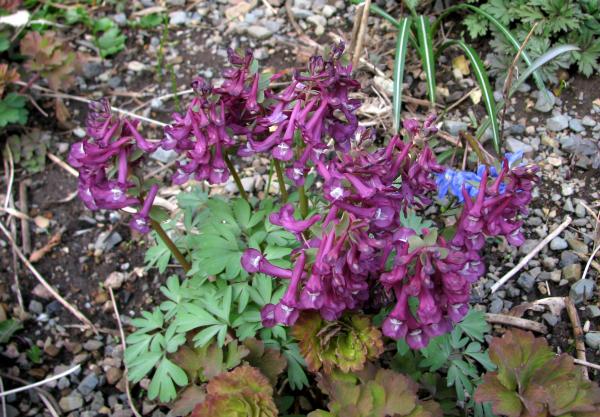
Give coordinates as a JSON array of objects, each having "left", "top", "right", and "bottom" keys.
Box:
[
  {"left": 416, "top": 16, "right": 436, "bottom": 106},
  {"left": 439, "top": 40, "right": 501, "bottom": 154},
  {"left": 509, "top": 44, "right": 580, "bottom": 96},
  {"left": 433, "top": 4, "right": 545, "bottom": 92},
  {"left": 476, "top": 44, "right": 579, "bottom": 144},
  {"left": 392, "top": 17, "right": 412, "bottom": 133}
]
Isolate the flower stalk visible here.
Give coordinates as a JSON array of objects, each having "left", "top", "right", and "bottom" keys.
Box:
[
  {"left": 273, "top": 159, "right": 288, "bottom": 203},
  {"left": 298, "top": 185, "right": 308, "bottom": 218},
  {"left": 222, "top": 151, "right": 249, "bottom": 202},
  {"left": 150, "top": 219, "right": 191, "bottom": 273}
]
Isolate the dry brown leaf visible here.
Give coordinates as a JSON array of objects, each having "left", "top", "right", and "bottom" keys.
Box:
[
  {"left": 509, "top": 297, "right": 566, "bottom": 318},
  {"left": 29, "top": 231, "right": 61, "bottom": 263},
  {"left": 452, "top": 55, "right": 470, "bottom": 78}
]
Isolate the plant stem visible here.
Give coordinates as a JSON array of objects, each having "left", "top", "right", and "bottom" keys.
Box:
[
  {"left": 273, "top": 159, "right": 288, "bottom": 203},
  {"left": 150, "top": 219, "right": 191, "bottom": 273},
  {"left": 299, "top": 185, "right": 308, "bottom": 218},
  {"left": 222, "top": 152, "right": 249, "bottom": 202}
]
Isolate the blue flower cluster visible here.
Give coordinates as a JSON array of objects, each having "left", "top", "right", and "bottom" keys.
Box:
[{"left": 436, "top": 151, "right": 524, "bottom": 202}]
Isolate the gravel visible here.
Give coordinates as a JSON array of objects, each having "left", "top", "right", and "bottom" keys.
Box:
[
  {"left": 443, "top": 120, "right": 468, "bottom": 136},
  {"left": 59, "top": 394, "right": 84, "bottom": 412},
  {"left": 549, "top": 236, "right": 568, "bottom": 251},
  {"left": 78, "top": 373, "right": 100, "bottom": 396},
  {"left": 546, "top": 114, "right": 570, "bottom": 132},
  {"left": 246, "top": 25, "right": 273, "bottom": 39},
  {"left": 585, "top": 332, "right": 600, "bottom": 350},
  {"left": 169, "top": 10, "right": 188, "bottom": 25},
  {"left": 569, "top": 279, "right": 596, "bottom": 305}
]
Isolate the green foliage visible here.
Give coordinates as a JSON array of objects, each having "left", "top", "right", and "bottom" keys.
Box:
[
  {"left": 130, "top": 13, "right": 166, "bottom": 30},
  {"left": 464, "top": 0, "right": 600, "bottom": 80},
  {"left": 4, "top": 130, "right": 48, "bottom": 174},
  {"left": 0, "top": 319, "right": 22, "bottom": 343},
  {"left": 474, "top": 329, "right": 600, "bottom": 417},
  {"left": 29, "top": 4, "right": 127, "bottom": 59},
  {"left": 308, "top": 364, "right": 442, "bottom": 417},
  {"left": 293, "top": 312, "right": 384, "bottom": 374},
  {"left": 129, "top": 190, "right": 305, "bottom": 401},
  {"left": 27, "top": 345, "right": 42, "bottom": 364},
  {"left": 0, "top": 93, "right": 27, "bottom": 127},
  {"left": 92, "top": 18, "right": 126, "bottom": 58},
  {"left": 355, "top": 0, "right": 504, "bottom": 152},
  {"left": 190, "top": 365, "right": 278, "bottom": 417},
  {"left": 392, "top": 309, "right": 496, "bottom": 417},
  {"left": 392, "top": 17, "right": 411, "bottom": 133}
]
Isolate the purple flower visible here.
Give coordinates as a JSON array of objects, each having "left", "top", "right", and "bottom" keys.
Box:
[
  {"left": 403, "top": 119, "right": 420, "bottom": 137},
  {"left": 261, "top": 253, "right": 306, "bottom": 327},
  {"left": 129, "top": 184, "right": 159, "bottom": 234},
  {"left": 241, "top": 249, "right": 294, "bottom": 279},
  {"left": 269, "top": 204, "right": 321, "bottom": 234}
]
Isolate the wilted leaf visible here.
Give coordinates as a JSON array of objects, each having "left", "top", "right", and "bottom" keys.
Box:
[{"left": 452, "top": 55, "right": 471, "bottom": 77}]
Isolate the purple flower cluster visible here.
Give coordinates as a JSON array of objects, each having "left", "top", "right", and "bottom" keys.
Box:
[
  {"left": 70, "top": 42, "right": 539, "bottom": 349},
  {"left": 159, "top": 43, "right": 362, "bottom": 189},
  {"left": 68, "top": 99, "right": 160, "bottom": 233},
  {"left": 242, "top": 140, "right": 537, "bottom": 347},
  {"left": 160, "top": 49, "right": 261, "bottom": 185}
]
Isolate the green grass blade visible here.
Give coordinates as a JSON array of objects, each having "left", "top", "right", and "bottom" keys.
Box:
[
  {"left": 509, "top": 44, "right": 580, "bottom": 96},
  {"left": 476, "top": 45, "right": 580, "bottom": 142},
  {"left": 416, "top": 16, "right": 436, "bottom": 106},
  {"left": 433, "top": 4, "right": 545, "bottom": 93},
  {"left": 439, "top": 40, "right": 500, "bottom": 154},
  {"left": 393, "top": 17, "right": 412, "bottom": 133}
]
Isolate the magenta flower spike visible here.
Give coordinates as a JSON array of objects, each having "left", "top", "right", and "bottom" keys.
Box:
[
  {"left": 130, "top": 184, "right": 159, "bottom": 234},
  {"left": 382, "top": 285, "right": 409, "bottom": 340}
]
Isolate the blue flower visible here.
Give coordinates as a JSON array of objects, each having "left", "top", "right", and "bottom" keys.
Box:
[
  {"left": 438, "top": 151, "right": 524, "bottom": 203},
  {"left": 436, "top": 169, "right": 480, "bottom": 202}
]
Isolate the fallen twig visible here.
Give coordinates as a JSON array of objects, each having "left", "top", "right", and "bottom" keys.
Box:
[
  {"left": 48, "top": 152, "right": 79, "bottom": 177},
  {"left": 581, "top": 244, "right": 600, "bottom": 281},
  {"left": 108, "top": 287, "right": 143, "bottom": 417},
  {"left": 0, "top": 376, "right": 7, "bottom": 417},
  {"left": 0, "top": 373, "right": 61, "bottom": 416},
  {"left": 564, "top": 297, "right": 589, "bottom": 379},
  {"left": 132, "top": 88, "right": 194, "bottom": 112},
  {"left": 352, "top": 0, "right": 371, "bottom": 70},
  {"left": 285, "top": 0, "right": 304, "bottom": 36},
  {"left": 29, "top": 230, "right": 62, "bottom": 263},
  {"left": 485, "top": 313, "right": 548, "bottom": 333},
  {"left": 348, "top": 3, "right": 364, "bottom": 58},
  {"left": 491, "top": 216, "right": 572, "bottom": 293},
  {"left": 499, "top": 22, "right": 538, "bottom": 143},
  {"left": 574, "top": 358, "right": 600, "bottom": 371},
  {"left": 19, "top": 180, "right": 31, "bottom": 255},
  {"left": 13, "top": 81, "right": 167, "bottom": 127},
  {"left": 3, "top": 148, "right": 24, "bottom": 316},
  {"left": 37, "top": 391, "right": 60, "bottom": 417},
  {"left": 0, "top": 220, "right": 97, "bottom": 332},
  {"left": 0, "top": 364, "right": 80, "bottom": 397}
]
